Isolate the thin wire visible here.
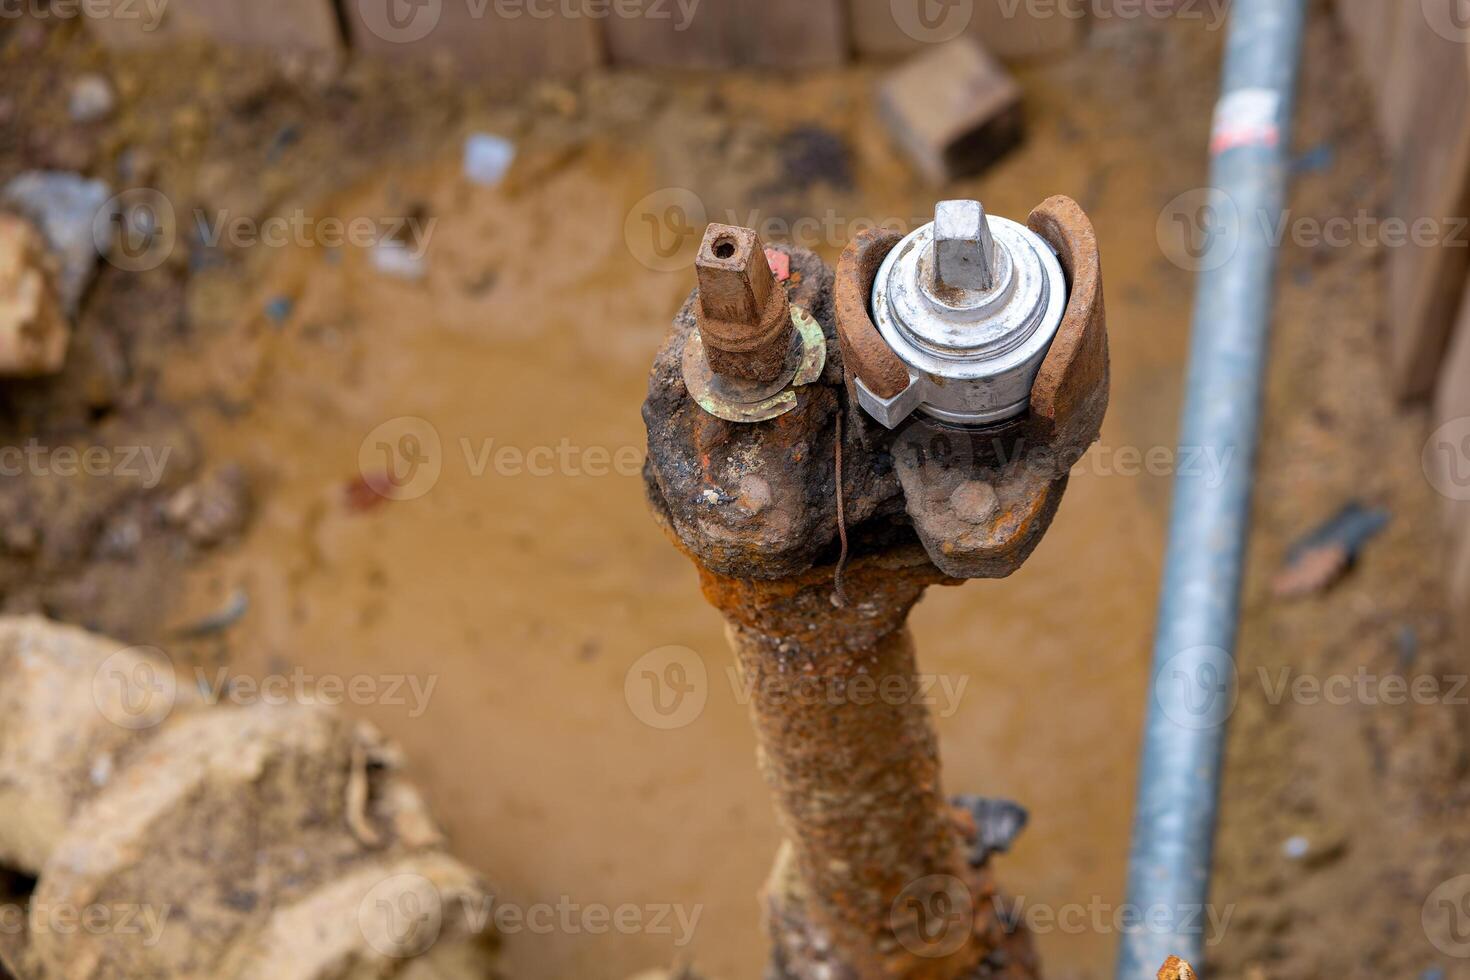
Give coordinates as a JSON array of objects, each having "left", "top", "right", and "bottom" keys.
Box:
[{"left": 833, "top": 411, "right": 850, "bottom": 608}]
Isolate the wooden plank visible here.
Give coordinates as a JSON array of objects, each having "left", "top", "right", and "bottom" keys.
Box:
[
  {"left": 1379, "top": 0, "right": 1426, "bottom": 159},
  {"left": 1336, "top": 0, "right": 1399, "bottom": 148},
  {"left": 851, "top": 0, "right": 1084, "bottom": 61},
  {"left": 1434, "top": 282, "right": 1470, "bottom": 606},
  {"left": 1386, "top": 0, "right": 1470, "bottom": 400},
  {"left": 344, "top": 0, "right": 602, "bottom": 79},
  {"left": 87, "top": 0, "right": 341, "bottom": 52},
  {"left": 603, "top": 0, "right": 845, "bottom": 69}
]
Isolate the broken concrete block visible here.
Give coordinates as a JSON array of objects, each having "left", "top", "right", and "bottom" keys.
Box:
[
  {"left": 0, "top": 213, "right": 68, "bottom": 377},
  {"left": 877, "top": 37, "right": 1023, "bottom": 184}
]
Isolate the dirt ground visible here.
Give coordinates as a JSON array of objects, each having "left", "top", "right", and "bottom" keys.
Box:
[{"left": 1, "top": 3, "right": 1467, "bottom": 979}]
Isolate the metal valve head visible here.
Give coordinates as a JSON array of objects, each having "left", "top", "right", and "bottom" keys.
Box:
[{"left": 856, "top": 198, "right": 1068, "bottom": 428}]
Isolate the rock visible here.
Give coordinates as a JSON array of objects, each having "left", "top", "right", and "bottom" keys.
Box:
[
  {"left": 0, "top": 213, "right": 68, "bottom": 376},
  {"left": 164, "top": 464, "right": 252, "bottom": 547},
  {"left": 1, "top": 171, "right": 112, "bottom": 316},
  {"left": 67, "top": 74, "right": 116, "bottom": 123}
]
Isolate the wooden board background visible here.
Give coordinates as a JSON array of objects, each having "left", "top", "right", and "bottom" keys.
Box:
[
  {"left": 604, "top": 0, "right": 846, "bottom": 69},
  {"left": 1436, "top": 285, "right": 1470, "bottom": 607},
  {"left": 86, "top": 0, "right": 342, "bottom": 52},
  {"left": 1337, "top": 0, "right": 1403, "bottom": 153},
  {"left": 1384, "top": 0, "right": 1470, "bottom": 400},
  {"left": 850, "top": 0, "right": 1084, "bottom": 60},
  {"left": 87, "top": 0, "right": 1082, "bottom": 68},
  {"left": 341, "top": 0, "right": 603, "bottom": 78}
]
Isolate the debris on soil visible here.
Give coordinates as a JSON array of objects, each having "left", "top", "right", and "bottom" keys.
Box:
[
  {"left": 1270, "top": 501, "right": 1390, "bottom": 598},
  {"left": 954, "top": 796, "right": 1030, "bottom": 868},
  {"left": 877, "top": 37, "right": 1023, "bottom": 184},
  {"left": 169, "top": 587, "right": 249, "bottom": 639},
  {"left": 66, "top": 73, "right": 115, "bottom": 124},
  {"left": 263, "top": 295, "right": 293, "bottom": 326},
  {"left": 1, "top": 171, "right": 110, "bottom": 315},
  {"left": 774, "top": 125, "right": 853, "bottom": 192},
  {"left": 1280, "top": 829, "right": 1348, "bottom": 869},
  {"left": 163, "top": 463, "right": 253, "bottom": 547},
  {"left": 371, "top": 239, "right": 427, "bottom": 281},
  {"left": 0, "top": 212, "right": 67, "bottom": 376},
  {"left": 344, "top": 472, "right": 394, "bottom": 511},
  {"left": 463, "top": 132, "right": 517, "bottom": 187}
]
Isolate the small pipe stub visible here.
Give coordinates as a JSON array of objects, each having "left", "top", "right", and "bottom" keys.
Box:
[
  {"left": 695, "top": 224, "right": 793, "bottom": 382},
  {"left": 857, "top": 199, "right": 1068, "bottom": 428},
  {"left": 683, "top": 224, "right": 826, "bottom": 423}
]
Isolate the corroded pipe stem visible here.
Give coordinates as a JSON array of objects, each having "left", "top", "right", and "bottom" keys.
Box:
[{"left": 697, "top": 554, "right": 1031, "bottom": 979}]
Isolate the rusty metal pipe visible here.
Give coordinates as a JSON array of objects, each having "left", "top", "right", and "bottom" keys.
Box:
[
  {"left": 644, "top": 199, "right": 1108, "bottom": 978},
  {"left": 699, "top": 556, "right": 1019, "bottom": 977}
]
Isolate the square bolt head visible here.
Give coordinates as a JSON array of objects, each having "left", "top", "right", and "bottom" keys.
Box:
[
  {"left": 934, "top": 199, "right": 997, "bottom": 292},
  {"left": 696, "top": 224, "right": 774, "bottom": 325}
]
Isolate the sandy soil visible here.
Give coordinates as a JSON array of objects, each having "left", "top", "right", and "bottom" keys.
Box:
[{"left": 1, "top": 5, "right": 1466, "bottom": 980}]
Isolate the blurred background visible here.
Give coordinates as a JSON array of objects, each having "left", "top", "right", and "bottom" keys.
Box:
[{"left": 1, "top": 1, "right": 1468, "bottom": 978}]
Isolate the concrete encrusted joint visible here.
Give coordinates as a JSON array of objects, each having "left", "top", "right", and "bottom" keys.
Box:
[{"left": 643, "top": 197, "right": 1108, "bottom": 979}]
